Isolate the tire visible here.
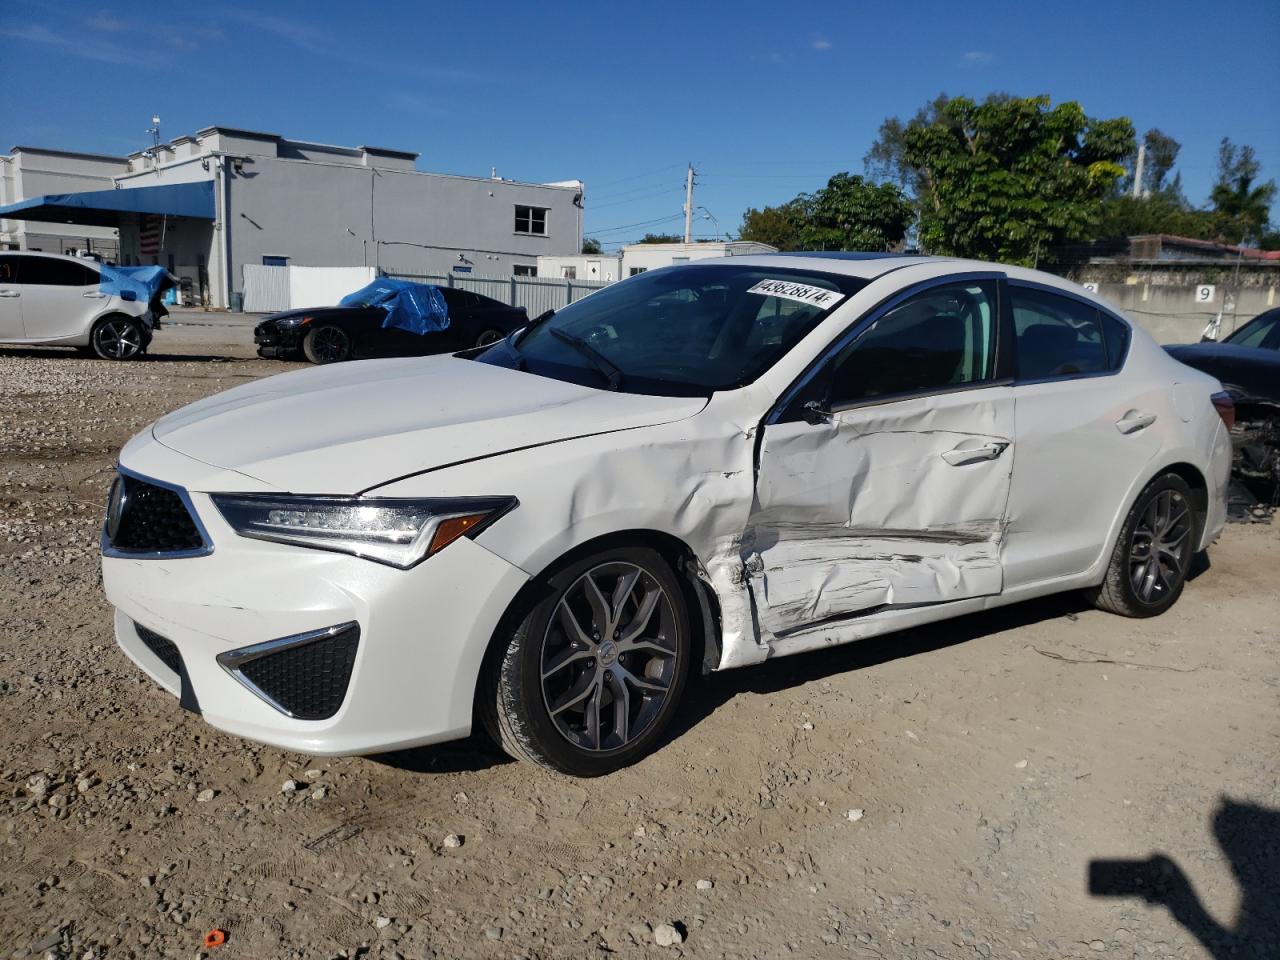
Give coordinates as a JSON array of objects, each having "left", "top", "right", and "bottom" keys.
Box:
[
  {"left": 303, "top": 324, "right": 352, "bottom": 364},
  {"left": 474, "top": 328, "right": 505, "bottom": 349},
  {"left": 1087, "top": 473, "right": 1198, "bottom": 617},
  {"left": 90, "top": 315, "right": 145, "bottom": 360},
  {"left": 480, "top": 546, "right": 691, "bottom": 776}
]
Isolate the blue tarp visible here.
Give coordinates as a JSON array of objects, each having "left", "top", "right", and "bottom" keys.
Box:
[
  {"left": 339, "top": 279, "right": 450, "bottom": 335},
  {"left": 0, "top": 182, "right": 216, "bottom": 227},
  {"left": 99, "top": 265, "right": 175, "bottom": 304}
]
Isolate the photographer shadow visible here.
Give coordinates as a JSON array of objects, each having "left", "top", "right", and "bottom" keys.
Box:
[{"left": 1089, "top": 798, "right": 1279, "bottom": 957}]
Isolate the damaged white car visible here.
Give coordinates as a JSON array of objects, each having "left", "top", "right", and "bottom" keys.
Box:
[{"left": 101, "top": 255, "right": 1232, "bottom": 775}]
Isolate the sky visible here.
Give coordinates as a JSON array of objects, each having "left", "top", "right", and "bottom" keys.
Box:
[{"left": 3, "top": 0, "right": 1278, "bottom": 250}]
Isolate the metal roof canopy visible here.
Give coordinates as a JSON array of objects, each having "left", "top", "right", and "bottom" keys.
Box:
[{"left": 0, "top": 181, "right": 215, "bottom": 227}]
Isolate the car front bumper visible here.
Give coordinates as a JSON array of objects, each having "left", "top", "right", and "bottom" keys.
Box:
[
  {"left": 253, "top": 322, "right": 303, "bottom": 359},
  {"left": 102, "top": 481, "right": 529, "bottom": 756}
]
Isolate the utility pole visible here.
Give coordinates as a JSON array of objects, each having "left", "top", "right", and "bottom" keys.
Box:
[
  {"left": 1132, "top": 143, "right": 1146, "bottom": 199},
  {"left": 683, "top": 163, "right": 695, "bottom": 243}
]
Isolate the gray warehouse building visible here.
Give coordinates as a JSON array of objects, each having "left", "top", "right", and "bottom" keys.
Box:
[{"left": 0, "top": 126, "right": 585, "bottom": 308}]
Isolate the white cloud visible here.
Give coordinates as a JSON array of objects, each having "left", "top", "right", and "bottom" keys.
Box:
[
  {"left": 811, "top": 35, "right": 832, "bottom": 51},
  {"left": 962, "top": 50, "right": 992, "bottom": 64}
]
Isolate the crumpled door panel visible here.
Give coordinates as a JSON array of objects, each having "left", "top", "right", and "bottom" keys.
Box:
[{"left": 746, "top": 388, "right": 1015, "bottom": 638}]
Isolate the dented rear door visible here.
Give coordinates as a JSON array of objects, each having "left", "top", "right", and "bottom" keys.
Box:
[{"left": 744, "top": 275, "right": 1013, "bottom": 638}]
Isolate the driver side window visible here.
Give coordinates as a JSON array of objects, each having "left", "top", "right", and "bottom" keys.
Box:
[{"left": 824, "top": 280, "right": 998, "bottom": 408}]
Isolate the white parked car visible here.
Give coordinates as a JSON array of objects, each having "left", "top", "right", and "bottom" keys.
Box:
[
  {"left": 0, "top": 251, "right": 167, "bottom": 359},
  {"left": 101, "top": 255, "right": 1232, "bottom": 775}
]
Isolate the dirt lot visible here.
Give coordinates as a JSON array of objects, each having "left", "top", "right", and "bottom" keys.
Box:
[{"left": 1, "top": 316, "right": 1277, "bottom": 960}]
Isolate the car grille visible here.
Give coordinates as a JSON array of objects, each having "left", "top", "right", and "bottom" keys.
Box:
[
  {"left": 135, "top": 623, "right": 184, "bottom": 676},
  {"left": 229, "top": 625, "right": 360, "bottom": 721},
  {"left": 105, "top": 473, "right": 206, "bottom": 555}
]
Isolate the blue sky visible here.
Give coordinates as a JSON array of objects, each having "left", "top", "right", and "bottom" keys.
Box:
[{"left": 3, "top": 0, "right": 1278, "bottom": 249}]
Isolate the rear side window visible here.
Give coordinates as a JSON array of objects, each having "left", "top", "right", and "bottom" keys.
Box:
[
  {"left": 19, "top": 256, "right": 99, "bottom": 287},
  {"left": 1011, "top": 286, "right": 1118, "bottom": 380},
  {"left": 0, "top": 255, "right": 18, "bottom": 284}
]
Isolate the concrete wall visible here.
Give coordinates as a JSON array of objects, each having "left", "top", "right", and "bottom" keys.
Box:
[
  {"left": 1087, "top": 281, "right": 1278, "bottom": 344},
  {"left": 0, "top": 149, "right": 127, "bottom": 251}
]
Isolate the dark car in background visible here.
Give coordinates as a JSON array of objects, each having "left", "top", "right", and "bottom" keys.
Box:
[
  {"left": 1166, "top": 307, "right": 1280, "bottom": 517},
  {"left": 255, "top": 282, "right": 528, "bottom": 364}
]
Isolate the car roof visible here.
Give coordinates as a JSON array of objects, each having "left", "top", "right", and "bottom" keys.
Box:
[{"left": 3, "top": 250, "right": 101, "bottom": 265}]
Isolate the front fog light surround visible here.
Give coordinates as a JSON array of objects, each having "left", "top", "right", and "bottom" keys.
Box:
[{"left": 210, "top": 494, "right": 517, "bottom": 568}]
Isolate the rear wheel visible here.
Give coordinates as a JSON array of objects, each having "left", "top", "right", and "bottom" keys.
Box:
[
  {"left": 481, "top": 546, "right": 691, "bottom": 776},
  {"left": 1088, "top": 473, "right": 1197, "bottom": 617},
  {"left": 90, "top": 315, "right": 145, "bottom": 360},
  {"left": 303, "top": 324, "right": 352, "bottom": 364},
  {"left": 474, "top": 328, "right": 505, "bottom": 348}
]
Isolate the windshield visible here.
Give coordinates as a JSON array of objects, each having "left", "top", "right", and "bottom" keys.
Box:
[
  {"left": 476, "top": 264, "right": 865, "bottom": 395},
  {"left": 1223, "top": 310, "right": 1279, "bottom": 349}
]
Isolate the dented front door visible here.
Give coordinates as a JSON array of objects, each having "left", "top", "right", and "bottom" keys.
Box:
[{"left": 746, "top": 386, "right": 1015, "bottom": 636}]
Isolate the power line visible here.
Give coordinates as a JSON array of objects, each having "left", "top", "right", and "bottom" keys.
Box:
[
  {"left": 587, "top": 213, "right": 684, "bottom": 236},
  {"left": 590, "top": 186, "right": 683, "bottom": 211},
  {"left": 588, "top": 163, "right": 686, "bottom": 191}
]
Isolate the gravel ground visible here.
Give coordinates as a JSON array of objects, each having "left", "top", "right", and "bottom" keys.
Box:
[{"left": 1, "top": 321, "right": 1277, "bottom": 960}]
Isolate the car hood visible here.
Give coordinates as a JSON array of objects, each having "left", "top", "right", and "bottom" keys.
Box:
[{"left": 151, "top": 355, "right": 707, "bottom": 493}]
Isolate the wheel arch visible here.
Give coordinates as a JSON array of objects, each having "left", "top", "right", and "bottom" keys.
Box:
[{"left": 471, "top": 528, "right": 723, "bottom": 729}]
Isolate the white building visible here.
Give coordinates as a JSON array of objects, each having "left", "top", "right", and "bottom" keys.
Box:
[
  {"left": 537, "top": 241, "right": 776, "bottom": 284},
  {"left": 0, "top": 126, "right": 585, "bottom": 308}
]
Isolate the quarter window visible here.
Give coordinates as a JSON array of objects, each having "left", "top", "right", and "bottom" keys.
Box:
[
  {"left": 822, "top": 280, "right": 998, "bottom": 407},
  {"left": 514, "top": 205, "right": 548, "bottom": 236},
  {"left": 1011, "top": 286, "right": 1122, "bottom": 380}
]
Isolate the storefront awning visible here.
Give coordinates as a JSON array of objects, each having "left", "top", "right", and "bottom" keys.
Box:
[{"left": 0, "top": 181, "right": 215, "bottom": 227}]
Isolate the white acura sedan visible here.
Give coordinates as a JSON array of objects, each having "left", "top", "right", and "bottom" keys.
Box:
[{"left": 102, "top": 255, "right": 1232, "bottom": 775}]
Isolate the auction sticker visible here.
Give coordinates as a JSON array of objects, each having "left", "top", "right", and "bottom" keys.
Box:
[{"left": 747, "top": 279, "right": 844, "bottom": 309}]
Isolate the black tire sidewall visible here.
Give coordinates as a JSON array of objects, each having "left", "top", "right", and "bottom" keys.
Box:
[
  {"left": 1114, "top": 473, "right": 1197, "bottom": 615},
  {"left": 303, "top": 325, "right": 351, "bottom": 364},
  {"left": 503, "top": 546, "right": 691, "bottom": 777},
  {"left": 475, "top": 329, "right": 504, "bottom": 348}
]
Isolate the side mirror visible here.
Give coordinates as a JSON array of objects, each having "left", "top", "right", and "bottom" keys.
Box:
[{"left": 802, "top": 400, "right": 834, "bottom": 425}]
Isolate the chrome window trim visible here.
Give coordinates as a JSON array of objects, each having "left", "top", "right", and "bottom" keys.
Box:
[
  {"left": 100, "top": 464, "right": 215, "bottom": 560},
  {"left": 1005, "top": 279, "right": 1131, "bottom": 384},
  {"left": 215, "top": 622, "right": 360, "bottom": 719},
  {"left": 767, "top": 270, "right": 1007, "bottom": 426}
]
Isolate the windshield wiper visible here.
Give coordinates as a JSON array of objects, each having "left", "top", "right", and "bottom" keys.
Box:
[{"left": 549, "top": 327, "right": 623, "bottom": 390}]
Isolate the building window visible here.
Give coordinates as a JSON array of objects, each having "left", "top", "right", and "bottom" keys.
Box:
[
  {"left": 514, "top": 205, "right": 549, "bottom": 236},
  {"left": 513, "top": 264, "right": 537, "bottom": 277},
  {"left": 561, "top": 266, "right": 577, "bottom": 280},
  {"left": 263, "top": 255, "right": 289, "bottom": 267},
  {"left": 629, "top": 267, "right": 647, "bottom": 276}
]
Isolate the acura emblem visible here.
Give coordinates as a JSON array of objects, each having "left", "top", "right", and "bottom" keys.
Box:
[{"left": 105, "top": 476, "right": 127, "bottom": 542}]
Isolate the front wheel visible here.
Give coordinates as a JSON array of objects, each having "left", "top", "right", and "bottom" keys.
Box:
[
  {"left": 303, "top": 324, "right": 352, "bottom": 364},
  {"left": 474, "top": 328, "right": 505, "bottom": 349},
  {"left": 90, "top": 315, "right": 145, "bottom": 360},
  {"left": 1088, "top": 473, "right": 1197, "bottom": 617},
  {"left": 481, "top": 546, "right": 691, "bottom": 776}
]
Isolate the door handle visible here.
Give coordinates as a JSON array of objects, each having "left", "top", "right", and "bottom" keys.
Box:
[
  {"left": 941, "top": 441, "right": 1009, "bottom": 465},
  {"left": 0, "top": 290, "right": 18, "bottom": 298},
  {"left": 83, "top": 291, "right": 106, "bottom": 299},
  {"left": 1115, "top": 411, "right": 1157, "bottom": 434}
]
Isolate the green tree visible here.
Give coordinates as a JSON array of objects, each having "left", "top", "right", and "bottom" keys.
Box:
[
  {"left": 1210, "top": 138, "right": 1276, "bottom": 244},
  {"left": 739, "top": 175, "right": 913, "bottom": 252},
  {"left": 637, "top": 233, "right": 683, "bottom": 244},
  {"left": 580, "top": 237, "right": 603, "bottom": 254},
  {"left": 870, "top": 94, "right": 1134, "bottom": 264},
  {"left": 740, "top": 201, "right": 805, "bottom": 250}
]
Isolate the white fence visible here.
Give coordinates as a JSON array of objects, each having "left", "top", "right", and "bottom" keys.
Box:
[
  {"left": 393, "top": 272, "right": 610, "bottom": 314},
  {"left": 241, "top": 265, "right": 609, "bottom": 314}
]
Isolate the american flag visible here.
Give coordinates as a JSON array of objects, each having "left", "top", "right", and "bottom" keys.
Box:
[{"left": 139, "top": 215, "right": 162, "bottom": 257}]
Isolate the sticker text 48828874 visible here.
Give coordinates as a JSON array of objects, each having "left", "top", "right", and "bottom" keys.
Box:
[{"left": 746, "top": 279, "right": 845, "bottom": 310}]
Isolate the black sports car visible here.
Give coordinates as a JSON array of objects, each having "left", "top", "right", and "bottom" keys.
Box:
[
  {"left": 255, "top": 284, "right": 528, "bottom": 364},
  {"left": 1166, "top": 307, "right": 1280, "bottom": 516}
]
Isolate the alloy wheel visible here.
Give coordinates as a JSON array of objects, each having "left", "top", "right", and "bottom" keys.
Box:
[
  {"left": 539, "top": 561, "right": 679, "bottom": 752},
  {"left": 1129, "top": 489, "right": 1192, "bottom": 604},
  {"left": 475, "top": 329, "right": 503, "bottom": 348},
  {"left": 310, "top": 326, "right": 349, "bottom": 363},
  {"left": 94, "top": 319, "right": 142, "bottom": 359}
]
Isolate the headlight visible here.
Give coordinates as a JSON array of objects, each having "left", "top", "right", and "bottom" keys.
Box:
[
  {"left": 273, "top": 315, "right": 311, "bottom": 328},
  {"left": 209, "top": 495, "right": 516, "bottom": 568}
]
